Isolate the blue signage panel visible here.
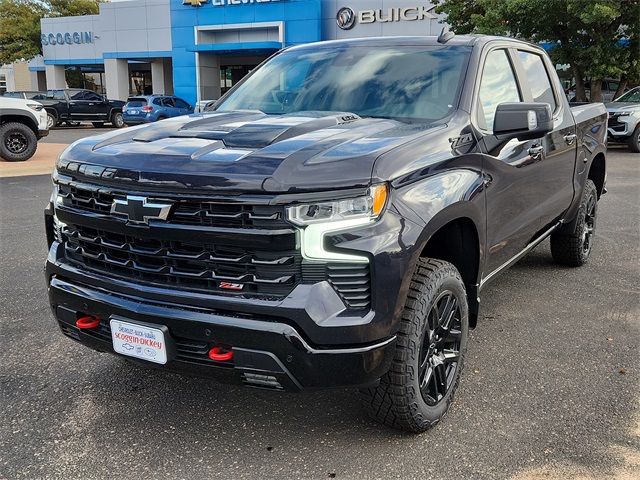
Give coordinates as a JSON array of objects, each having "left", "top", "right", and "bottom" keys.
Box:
[{"left": 170, "top": 0, "right": 321, "bottom": 104}]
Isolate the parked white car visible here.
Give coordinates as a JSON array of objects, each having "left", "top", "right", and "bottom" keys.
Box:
[
  {"left": 0, "top": 96, "right": 49, "bottom": 161},
  {"left": 194, "top": 99, "right": 216, "bottom": 113},
  {"left": 605, "top": 86, "right": 640, "bottom": 153}
]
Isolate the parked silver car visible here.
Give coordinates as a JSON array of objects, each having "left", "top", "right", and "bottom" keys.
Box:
[{"left": 605, "top": 86, "right": 640, "bottom": 152}]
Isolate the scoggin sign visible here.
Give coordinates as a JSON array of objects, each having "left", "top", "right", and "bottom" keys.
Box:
[
  {"left": 41, "top": 31, "right": 93, "bottom": 46},
  {"left": 336, "top": 5, "right": 437, "bottom": 30}
]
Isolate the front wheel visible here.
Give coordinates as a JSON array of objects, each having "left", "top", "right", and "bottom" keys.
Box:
[
  {"left": 550, "top": 179, "right": 598, "bottom": 266},
  {"left": 0, "top": 122, "right": 38, "bottom": 162},
  {"left": 361, "top": 258, "right": 469, "bottom": 432},
  {"left": 111, "top": 112, "right": 124, "bottom": 128},
  {"left": 46, "top": 112, "right": 56, "bottom": 130},
  {"left": 628, "top": 125, "right": 640, "bottom": 153}
]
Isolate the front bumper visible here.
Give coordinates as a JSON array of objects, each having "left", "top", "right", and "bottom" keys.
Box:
[
  {"left": 47, "top": 273, "right": 396, "bottom": 391},
  {"left": 44, "top": 184, "right": 423, "bottom": 390}
]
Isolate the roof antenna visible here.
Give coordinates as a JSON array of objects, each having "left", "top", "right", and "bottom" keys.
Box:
[{"left": 437, "top": 26, "right": 455, "bottom": 44}]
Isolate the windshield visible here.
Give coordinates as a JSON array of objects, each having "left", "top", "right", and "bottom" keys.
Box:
[
  {"left": 216, "top": 44, "right": 471, "bottom": 122},
  {"left": 614, "top": 87, "right": 640, "bottom": 103}
]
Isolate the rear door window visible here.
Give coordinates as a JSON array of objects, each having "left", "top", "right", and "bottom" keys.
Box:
[
  {"left": 163, "top": 98, "right": 176, "bottom": 107},
  {"left": 518, "top": 51, "right": 557, "bottom": 111}
]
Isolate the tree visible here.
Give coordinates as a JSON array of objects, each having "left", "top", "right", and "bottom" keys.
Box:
[
  {"left": 0, "top": 0, "right": 103, "bottom": 65},
  {"left": 434, "top": 0, "right": 640, "bottom": 102}
]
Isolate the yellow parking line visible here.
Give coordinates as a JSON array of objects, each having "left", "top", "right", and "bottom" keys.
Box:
[{"left": 0, "top": 143, "right": 67, "bottom": 178}]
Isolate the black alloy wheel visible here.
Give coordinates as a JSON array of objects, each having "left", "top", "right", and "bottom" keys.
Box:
[
  {"left": 4, "top": 131, "right": 29, "bottom": 155},
  {"left": 581, "top": 192, "right": 596, "bottom": 257},
  {"left": 418, "top": 290, "right": 463, "bottom": 406}
]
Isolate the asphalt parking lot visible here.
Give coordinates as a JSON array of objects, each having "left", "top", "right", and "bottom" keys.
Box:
[{"left": 0, "top": 136, "right": 638, "bottom": 479}]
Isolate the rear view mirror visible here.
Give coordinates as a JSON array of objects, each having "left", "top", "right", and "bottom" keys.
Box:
[{"left": 493, "top": 103, "right": 553, "bottom": 141}]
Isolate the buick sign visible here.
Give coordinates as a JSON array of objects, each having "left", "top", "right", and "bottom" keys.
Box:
[
  {"left": 337, "top": 5, "right": 437, "bottom": 30},
  {"left": 336, "top": 7, "right": 356, "bottom": 30}
]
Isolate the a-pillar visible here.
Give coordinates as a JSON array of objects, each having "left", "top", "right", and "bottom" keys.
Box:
[
  {"left": 45, "top": 65, "right": 66, "bottom": 89},
  {"left": 104, "top": 58, "right": 130, "bottom": 101}
]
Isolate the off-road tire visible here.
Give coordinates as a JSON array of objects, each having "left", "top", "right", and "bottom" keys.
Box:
[
  {"left": 111, "top": 112, "right": 124, "bottom": 128},
  {"left": 628, "top": 125, "right": 640, "bottom": 153},
  {"left": 360, "top": 258, "right": 469, "bottom": 433},
  {"left": 550, "top": 179, "right": 598, "bottom": 266},
  {"left": 0, "top": 122, "right": 38, "bottom": 162}
]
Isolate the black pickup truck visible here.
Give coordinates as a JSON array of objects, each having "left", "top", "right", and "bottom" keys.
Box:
[
  {"left": 44, "top": 35, "right": 607, "bottom": 432},
  {"left": 39, "top": 89, "right": 125, "bottom": 129}
]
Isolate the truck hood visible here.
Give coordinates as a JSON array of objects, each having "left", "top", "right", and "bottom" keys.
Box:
[{"left": 58, "top": 111, "right": 437, "bottom": 193}]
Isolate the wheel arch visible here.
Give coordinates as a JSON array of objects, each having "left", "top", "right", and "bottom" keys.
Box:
[
  {"left": 0, "top": 114, "right": 38, "bottom": 135},
  {"left": 588, "top": 152, "right": 606, "bottom": 199},
  {"left": 44, "top": 107, "right": 58, "bottom": 120},
  {"left": 416, "top": 207, "right": 483, "bottom": 328}
]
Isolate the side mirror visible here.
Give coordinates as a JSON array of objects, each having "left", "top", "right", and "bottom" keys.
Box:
[{"left": 493, "top": 103, "right": 553, "bottom": 141}]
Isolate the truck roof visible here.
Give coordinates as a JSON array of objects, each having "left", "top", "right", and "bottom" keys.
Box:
[{"left": 287, "top": 34, "right": 539, "bottom": 51}]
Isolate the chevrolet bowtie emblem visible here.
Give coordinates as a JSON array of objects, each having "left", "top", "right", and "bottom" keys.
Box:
[
  {"left": 111, "top": 196, "right": 172, "bottom": 225},
  {"left": 183, "top": 0, "right": 208, "bottom": 6}
]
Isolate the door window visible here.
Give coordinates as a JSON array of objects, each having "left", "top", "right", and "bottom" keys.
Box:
[
  {"left": 84, "top": 92, "right": 103, "bottom": 101},
  {"left": 477, "top": 50, "right": 521, "bottom": 131},
  {"left": 174, "top": 98, "right": 189, "bottom": 109},
  {"left": 69, "top": 90, "right": 86, "bottom": 100},
  {"left": 518, "top": 51, "right": 557, "bottom": 111},
  {"left": 162, "top": 98, "right": 175, "bottom": 107}
]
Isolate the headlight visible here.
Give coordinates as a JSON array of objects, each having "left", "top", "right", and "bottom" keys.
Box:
[
  {"left": 614, "top": 112, "right": 631, "bottom": 117},
  {"left": 286, "top": 184, "right": 388, "bottom": 263},
  {"left": 287, "top": 184, "right": 388, "bottom": 226},
  {"left": 26, "top": 103, "right": 43, "bottom": 112}
]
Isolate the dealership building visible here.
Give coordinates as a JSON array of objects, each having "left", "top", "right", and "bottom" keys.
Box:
[{"left": 29, "top": 0, "right": 445, "bottom": 105}]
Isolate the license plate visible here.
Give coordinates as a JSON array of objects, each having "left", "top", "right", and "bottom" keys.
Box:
[
  {"left": 110, "top": 318, "right": 167, "bottom": 364},
  {"left": 128, "top": 110, "right": 138, "bottom": 114}
]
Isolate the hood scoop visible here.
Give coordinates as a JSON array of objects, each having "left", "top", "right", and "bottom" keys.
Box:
[{"left": 220, "top": 112, "right": 361, "bottom": 149}]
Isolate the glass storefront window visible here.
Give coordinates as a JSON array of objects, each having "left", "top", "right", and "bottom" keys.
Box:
[
  {"left": 64, "top": 66, "right": 106, "bottom": 94},
  {"left": 130, "top": 70, "right": 152, "bottom": 95},
  {"left": 220, "top": 65, "right": 256, "bottom": 94}
]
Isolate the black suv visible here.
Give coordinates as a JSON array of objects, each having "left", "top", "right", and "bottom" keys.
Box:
[{"left": 45, "top": 35, "right": 607, "bottom": 431}]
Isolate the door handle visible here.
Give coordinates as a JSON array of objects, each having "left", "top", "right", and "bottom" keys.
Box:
[
  {"left": 88, "top": 103, "right": 94, "bottom": 106},
  {"left": 528, "top": 144, "right": 544, "bottom": 159},
  {"left": 564, "top": 133, "right": 577, "bottom": 145}
]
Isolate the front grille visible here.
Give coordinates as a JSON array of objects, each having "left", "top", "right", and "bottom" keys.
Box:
[
  {"left": 57, "top": 183, "right": 289, "bottom": 229},
  {"left": 55, "top": 180, "right": 372, "bottom": 311},
  {"left": 608, "top": 116, "right": 626, "bottom": 132},
  {"left": 62, "top": 224, "right": 300, "bottom": 298}
]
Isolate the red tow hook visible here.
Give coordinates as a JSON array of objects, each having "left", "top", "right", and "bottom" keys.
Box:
[
  {"left": 208, "top": 346, "right": 234, "bottom": 362},
  {"left": 76, "top": 315, "right": 101, "bottom": 330}
]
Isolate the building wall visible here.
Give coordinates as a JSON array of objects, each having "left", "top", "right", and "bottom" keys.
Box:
[
  {"left": 40, "top": 0, "right": 172, "bottom": 64},
  {"left": 170, "top": 0, "right": 322, "bottom": 105}
]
